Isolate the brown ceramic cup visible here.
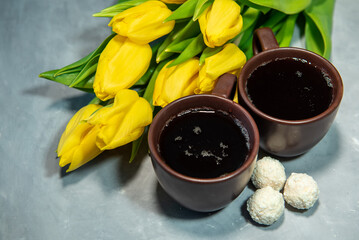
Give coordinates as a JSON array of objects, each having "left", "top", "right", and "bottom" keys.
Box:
[
  {"left": 148, "top": 74, "right": 259, "bottom": 212},
  {"left": 237, "top": 27, "right": 344, "bottom": 157}
]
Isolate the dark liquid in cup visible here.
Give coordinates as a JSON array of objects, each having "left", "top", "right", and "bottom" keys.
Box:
[
  {"left": 159, "top": 109, "right": 250, "bottom": 179},
  {"left": 246, "top": 57, "right": 334, "bottom": 120}
]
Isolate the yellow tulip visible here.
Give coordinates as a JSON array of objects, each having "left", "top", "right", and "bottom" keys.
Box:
[
  {"left": 199, "top": 0, "right": 243, "bottom": 48},
  {"left": 195, "top": 43, "right": 246, "bottom": 94},
  {"left": 153, "top": 58, "right": 199, "bottom": 107},
  {"left": 94, "top": 35, "right": 152, "bottom": 101},
  {"left": 88, "top": 89, "right": 153, "bottom": 150},
  {"left": 109, "top": 1, "right": 175, "bottom": 45},
  {"left": 57, "top": 104, "right": 103, "bottom": 172},
  {"left": 160, "top": 0, "right": 186, "bottom": 4}
]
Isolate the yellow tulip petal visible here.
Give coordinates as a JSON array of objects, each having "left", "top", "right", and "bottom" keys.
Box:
[
  {"left": 58, "top": 123, "right": 103, "bottom": 172},
  {"left": 58, "top": 123, "right": 90, "bottom": 159},
  {"left": 199, "top": 7, "right": 213, "bottom": 48},
  {"left": 183, "top": 77, "right": 198, "bottom": 96},
  {"left": 199, "top": 0, "right": 242, "bottom": 48},
  {"left": 59, "top": 104, "right": 101, "bottom": 140},
  {"left": 91, "top": 89, "right": 152, "bottom": 150},
  {"left": 94, "top": 35, "right": 152, "bottom": 101},
  {"left": 66, "top": 125, "right": 103, "bottom": 172},
  {"left": 195, "top": 43, "right": 246, "bottom": 94},
  {"left": 57, "top": 104, "right": 102, "bottom": 156},
  {"left": 98, "top": 98, "right": 152, "bottom": 150},
  {"left": 109, "top": 1, "right": 175, "bottom": 44},
  {"left": 204, "top": 43, "right": 246, "bottom": 78},
  {"left": 153, "top": 58, "right": 199, "bottom": 107},
  {"left": 57, "top": 104, "right": 103, "bottom": 171},
  {"left": 153, "top": 61, "right": 177, "bottom": 107},
  {"left": 88, "top": 90, "right": 140, "bottom": 125}
]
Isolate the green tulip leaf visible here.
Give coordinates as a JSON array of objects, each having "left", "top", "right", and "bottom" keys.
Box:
[
  {"left": 69, "top": 55, "right": 100, "bottom": 87},
  {"left": 73, "top": 87, "right": 95, "bottom": 93},
  {"left": 157, "top": 20, "right": 200, "bottom": 62},
  {"left": 117, "top": 0, "right": 134, "bottom": 3},
  {"left": 39, "top": 34, "right": 116, "bottom": 92},
  {"left": 246, "top": 0, "right": 311, "bottom": 14},
  {"left": 261, "top": 10, "right": 287, "bottom": 29},
  {"left": 165, "top": 37, "right": 195, "bottom": 53},
  {"left": 54, "top": 66, "right": 84, "bottom": 77},
  {"left": 74, "top": 74, "right": 95, "bottom": 90},
  {"left": 241, "top": 7, "right": 261, "bottom": 33},
  {"left": 53, "top": 54, "right": 92, "bottom": 77},
  {"left": 165, "top": 0, "right": 197, "bottom": 22},
  {"left": 156, "top": 32, "right": 177, "bottom": 63},
  {"left": 171, "top": 19, "right": 201, "bottom": 42},
  {"left": 199, "top": 46, "right": 223, "bottom": 65},
  {"left": 271, "top": 19, "right": 286, "bottom": 34},
  {"left": 129, "top": 127, "right": 147, "bottom": 163},
  {"left": 167, "top": 33, "right": 206, "bottom": 67},
  {"left": 237, "top": 19, "right": 258, "bottom": 59},
  {"left": 231, "top": 7, "right": 261, "bottom": 55},
  {"left": 55, "top": 33, "right": 115, "bottom": 77},
  {"left": 130, "top": 86, "right": 146, "bottom": 96},
  {"left": 304, "top": 0, "right": 335, "bottom": 59},
  {"left": 93, "top": 0, "right": 148, "bottom": 17},
  {"left": 88, "top": 96, "right": 103, "bottom": 105},
  {"left": 276, "top": 14, "right": 298, "bottom": 47},
  {"left": 237, "top": 0, "right": 271, "bottom": 14},
  {"left": 156, "top": 20, "right": 195, "bottom": 62},
  {"left": 39, "top": 71, "right": 79, "bottom": 86},
  {"left": 193, "top": 0, "right": 214, "bottom": 21},
  {"left": 38, "top": 69, "right": 60, "bottom": 82}
]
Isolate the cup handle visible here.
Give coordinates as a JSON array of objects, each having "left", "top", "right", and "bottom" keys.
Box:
[
  {"left": 252, "top": 27, "right": 279, "bottom": 56},
  {"left": 211, "top": 73, "right": 237, "bottom": 99}
]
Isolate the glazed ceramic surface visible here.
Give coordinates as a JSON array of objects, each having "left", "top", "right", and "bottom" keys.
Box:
[
  {"left": 238, "top": 28, "right": 343, "bottom": 157},
  {"left": 148, "top": 74, "right": 259, "bottom": 212}
]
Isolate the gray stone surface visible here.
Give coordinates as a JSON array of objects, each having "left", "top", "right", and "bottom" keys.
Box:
[{"left": 0, "top": 0, "right": 358, "bottom": 239}]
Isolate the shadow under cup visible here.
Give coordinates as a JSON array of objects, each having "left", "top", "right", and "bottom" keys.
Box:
[
  {"left": 238, "top": 27, "right": 344, "bottom": 157},
  {"left": 148, "top": 84, "right": 259, "bottom": 212}
]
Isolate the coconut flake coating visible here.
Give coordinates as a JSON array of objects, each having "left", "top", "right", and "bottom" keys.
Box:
[
  {"left": 247, "top": 186, "right": 284, "bottom": 225},
  {"left": 283, "top": 173, "right": 319, "bottom": 209},
  {"left": 251, "top": 156, "right": 286, "bottom": 191}
]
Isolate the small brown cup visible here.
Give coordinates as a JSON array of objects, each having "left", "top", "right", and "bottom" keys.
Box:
[
  {"left": 238, "top": 27, "right": 344, "bottom": 157},
  {"left": 148, "top": 74, "right": 259, "bottom": 212}
]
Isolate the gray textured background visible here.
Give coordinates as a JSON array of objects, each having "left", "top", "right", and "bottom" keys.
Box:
[{"left": 1, "top": 0, "right": 358, "bottom": 239}]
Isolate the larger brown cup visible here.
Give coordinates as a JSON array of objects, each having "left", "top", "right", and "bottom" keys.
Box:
[
  {"left": 148, "top": 74, "right": 259, "bottom": 212},
  {"left": 238, "top": 27, "right": 344, "bottom": 157}
]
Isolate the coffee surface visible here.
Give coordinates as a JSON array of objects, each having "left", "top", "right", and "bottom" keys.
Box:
[
  {"left": 246, "top": 57, "right": 333, "bottom": 120},
  {"left": 159, "top": 109, "right": 250, "bottom": 179}
]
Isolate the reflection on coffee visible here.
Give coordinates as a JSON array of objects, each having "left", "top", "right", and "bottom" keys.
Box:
[
  {"left": 159, "top": 108, "right": 250, "bottom": 179},
  {"left": 246, "top": 57, "right": 334, "bottom": 120}
]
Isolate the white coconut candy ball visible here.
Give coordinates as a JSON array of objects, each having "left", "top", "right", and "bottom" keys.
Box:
[
  {"left": 251, "top": 156, "right": 286, "bottom": 191},
  {"left": 247, "top": 186, "right": 284, "bottom": 225},
  {"left": 283, "top": 173, "right": 319, "bottom": 209}
]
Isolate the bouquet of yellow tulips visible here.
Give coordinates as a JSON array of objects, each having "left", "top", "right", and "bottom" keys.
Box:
[{"left": 40, "top": 0, "right": 335, "bottom": 172}]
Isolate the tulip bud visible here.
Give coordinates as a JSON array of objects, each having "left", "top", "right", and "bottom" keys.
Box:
[
  {"left": 153, "top": 58, "right": 199, "bottom": 107},
  {"left": 195, "top": 43, "right": 246, "bottom": 94},
  {"left": 109, "top": 1, "right": 175, "bottom": 44},
  {"left": 57, "top": 104, "right": 103, "bottom": 172},
  {"left": 199, "top": 0, "right": 243, "bottom": 48},
  {"left": 88, "top": 89, "right": 153, "bottom": 150},
  {"left": 93, "top": 35, "right": 152, "bottom": 101}
]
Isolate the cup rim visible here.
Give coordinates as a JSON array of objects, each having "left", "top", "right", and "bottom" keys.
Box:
[
  {"left": 148, "top": 94, "right": 260, "bottom": 184},
  {"left": 238, "top": 47, "right": 344, "bottom": 125}
]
